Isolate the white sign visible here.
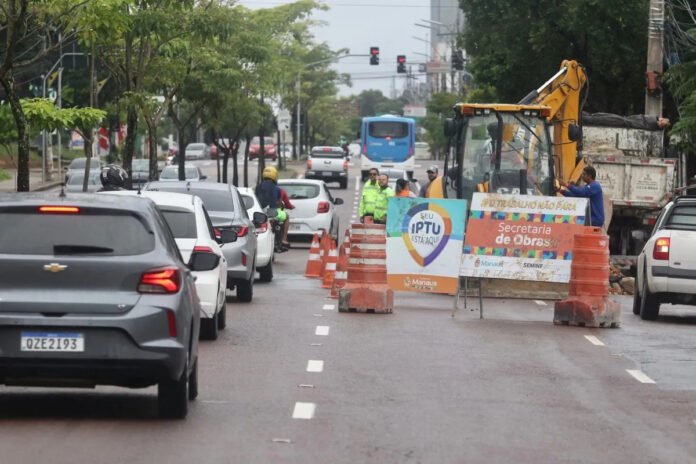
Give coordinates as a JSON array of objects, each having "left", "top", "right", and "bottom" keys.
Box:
[
  {"left": 278, "top": 110, "right": 291, "bottom": 131},
  {"left": 403, "top": 105, "right": 426, "bottom": 118}
]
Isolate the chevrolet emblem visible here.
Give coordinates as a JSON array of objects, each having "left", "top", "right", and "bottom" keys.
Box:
[{"left": 43, "top": 263, "right": 68, "bottom": 273}]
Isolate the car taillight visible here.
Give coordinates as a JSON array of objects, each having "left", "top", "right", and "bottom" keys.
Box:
[
  {"left": 257, "top": 221, "right": 269, "bottom": 233},
  {"left": 653, "top": 237, "right": 670, "bottom": 260},
  {"left": 213, "top": 228, "right": 222, "bottom": 240},
  {"left": 166, "top": 310, "right": 177, "bottom": 337},
  {"left": 343, "top": 160, "right": 348, "bottom": 170},
  {"left": 193, "top": 245, "right": 214, "bottom": 253},
  {"left": 138, "top": 267, "right": 181, "bottom": 294},
  {"left": 39, "top": 206, "right": 80, "bottom": 214},
  {"left": 307, "top": 158, "right": 312, "bottom": 169},
  {"left": 317, "top": 201, "right": 330, "bottom": 214},
  {"left": 233, "top": 226, "right": 249, "bottom": 237}
]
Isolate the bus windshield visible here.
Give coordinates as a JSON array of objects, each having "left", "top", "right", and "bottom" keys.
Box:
[{"left": 368, "top": 121, "right": 409, "bottom": 139}]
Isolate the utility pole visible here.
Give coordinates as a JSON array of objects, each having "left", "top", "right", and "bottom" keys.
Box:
[{"left": 645, "top": 0, "right": 664, "bottom": 117}]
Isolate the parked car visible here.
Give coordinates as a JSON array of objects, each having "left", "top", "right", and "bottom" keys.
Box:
[
  {"left": 185, "top": 143, "right": 211, "bottom": 160},
  {"left": 131, "top": 158, "right": 157, "bottom": 186},
  {"left": 0, "top": 193, "right": 203, "bottom": 419},
  {"left": 103, "top": 190, "right": 233, "bottom": 340},
  {"left": 64, "top": 157, "right": 104, "bottom": 182},
  {"left": 248, "top": 136, "right": 277, "bottom": 161},
  {"left": 145, "top": 181, "right": 266, "bottom": 302},
  {"left": 305, "top": 146, "right": 349, "bottom": 189},
  {"left": 278, "top": 179, "right": 343, "bottom": 241},
  {"left": 159, "top": 164, "right": 206, "bottom": 182},
  {"left": 238, "top": 187, "right": 275, "bottom": 282},
  {"left": 65, "top": 170, "right": 102, "bottom": 193},
  {"left": 634, "top": 196, "right": 696, "bottom": 320}
]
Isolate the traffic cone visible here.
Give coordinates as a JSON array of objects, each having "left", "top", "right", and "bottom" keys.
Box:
[
  {"left": 322, "top": 241, "right": 338, "bottom": 289},
  {"left": 330, "top": 238, "right": 349, "bottom": 299},
  {"left": 304, "top": 233, "right": 323, "bottom": 278}
]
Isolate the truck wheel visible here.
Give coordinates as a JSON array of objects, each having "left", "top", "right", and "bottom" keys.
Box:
[
  {"left": 640, "top": 271, "right": 660, "bottom": 320},
  {"left": 158, "top": 358, "right": 189, "bottom": 419}
]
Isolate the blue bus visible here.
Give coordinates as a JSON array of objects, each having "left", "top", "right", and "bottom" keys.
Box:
[{"left": 360, "top": 115, "right": 416, "bottom": 180}]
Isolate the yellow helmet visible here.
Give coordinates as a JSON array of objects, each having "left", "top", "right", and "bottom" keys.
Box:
[{"left": 262, "top": 166, "right": 278, "bottom": 182}]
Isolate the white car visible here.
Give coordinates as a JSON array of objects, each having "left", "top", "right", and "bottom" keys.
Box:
[
  {"left": 238, "top": 187, "right": 275, "bottom": 282},
  {"left": 185, "top": 143, "right": 209, "bottom": 160},
  {"left": 101, "top": 190, "right": 232, "bottom": 340},
  {"left": 634, "top": 196, "right": 696, "bottom": 320},
  {"left": 278, "top": 179, "right": 343, "bottom": 241},
  {"left": 159, "top": 164, "right": 206, "bottom": 182}
]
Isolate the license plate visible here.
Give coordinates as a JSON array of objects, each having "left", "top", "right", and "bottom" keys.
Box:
[
  {"left": 290, "top": 224, "right": 302, "bottom": 231},
  {"left": 322, "top": 171, "right": 333, "bottom": 176},
  {"left": 21, "top": 332, "right": 84, "bottom": 352}
]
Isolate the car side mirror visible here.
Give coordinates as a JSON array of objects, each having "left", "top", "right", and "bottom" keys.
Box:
[
  {"left": 189, "top": 252, "right": 221, "bottom": 272},
  {"left": 334, "top": 198, "right": 344, "bottom": 205},
  {"left": 215, "top": 228, "right": 238, "bottom": 244},
  {"left": 252, "top": 211, "right": 267, "bottom": 227}
]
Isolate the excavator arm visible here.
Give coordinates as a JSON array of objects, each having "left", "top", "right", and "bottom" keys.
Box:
[{"left": 518, "top": 60, "right": 588, "bottom": 184}]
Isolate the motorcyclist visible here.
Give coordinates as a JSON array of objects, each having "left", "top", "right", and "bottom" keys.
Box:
[
  {"left": 255, "top": 167, "right": 288, "bottom": 252},
  {"left": 98, "top": 164, "right": 129, "bottom": 191}
]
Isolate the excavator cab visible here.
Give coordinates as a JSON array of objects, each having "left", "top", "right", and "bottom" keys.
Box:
[{"left": 443, "top": 103, "right": 555, "bottom": 204}]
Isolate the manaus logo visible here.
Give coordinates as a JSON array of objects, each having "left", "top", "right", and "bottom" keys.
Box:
[{"left": 401, "top": 202, "right": 452, "bottom": 266}]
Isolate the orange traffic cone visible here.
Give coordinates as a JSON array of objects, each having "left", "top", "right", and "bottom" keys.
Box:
[
  {"left": 322, "top": 241, "right": 339, "bottom": 289},
  {"left": 304, "top": 233, "right": 323, "bottom": 278},
  {"left": 330, "top": 239, "right": 348, "bottom": 299}
]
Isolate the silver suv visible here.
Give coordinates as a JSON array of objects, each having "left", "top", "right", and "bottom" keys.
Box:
[
  {"left": 0, "top": 193, "right": 207, "bottom": 419},
  {"left": 146, "top": 181, "right": 266, "bottom": 302}
]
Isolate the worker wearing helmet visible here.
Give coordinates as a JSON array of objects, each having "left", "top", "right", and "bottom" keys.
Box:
[{"left": 98, "top": 164, "right": 129, "bottom": 191}]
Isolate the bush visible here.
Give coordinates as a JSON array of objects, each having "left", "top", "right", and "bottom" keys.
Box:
[{"left": 0, "top": 170, "right": 11, "bottom": 181}]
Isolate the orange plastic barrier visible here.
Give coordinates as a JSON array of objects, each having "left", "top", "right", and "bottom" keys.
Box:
[
  {"left": 554, "top": 227, "right": 620, "bottom": 327},
  {"left": 304, "top": 233, "right": 323, "bottom": 278},
  {"left": 322, "top": 241, "right": 338, "bottom": 289},
  {"left": 330, "top": 231, "right": 351, "bottom": 299},
  {"left": 338, "top": 223, "right": 393, "bottom": 313}
]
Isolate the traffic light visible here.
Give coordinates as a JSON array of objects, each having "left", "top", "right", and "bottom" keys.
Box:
[
  {"left": 452, "top": 50, "right": 465, "bottom": 71},
  {"left": 397, "top": 55, "right": 406, "bottom": 74},
  {"left": 370, "top": 47, "right": 380, "bottom": 65}
]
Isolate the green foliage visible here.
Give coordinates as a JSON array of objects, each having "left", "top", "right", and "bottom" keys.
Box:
[
  {"left": 459, "top": 0, "right": 649, "bottom": 113},
  {"left": 21, "top": 99, "right": 105, "bottom": 136},
  {"left": 0, "top": 105, "right": 18, "bottom": 149},
  {"left": 0, "top": 170, "right": 10, "bottom": 182},
  {"left": 421, "top": 92, "right": 460, "bottom": 158}
]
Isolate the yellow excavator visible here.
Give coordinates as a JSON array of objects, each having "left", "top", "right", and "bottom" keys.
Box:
[{"left": 434, "top": 60, "right": 588, "bottom": 202}]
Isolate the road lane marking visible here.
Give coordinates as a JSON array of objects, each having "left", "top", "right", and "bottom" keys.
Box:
[
  {"left": 310, "top": 343, "right": 323, "bottom": 346},
  {"left": 298, "top": 384, "right": 315, "bottom": 389},
  {"left": 627, "top": 369, "right": 656, "bottom": 384},
  {"left": 292, "top": 402, "right": 316, "bottom": 419},
  {"left": 315, "top": 325, "right": 330, "bottom": 336},
  {"left": 313, "top": 313, "right": 323, "bottom": 317},
  {"left": 272, "top": 438, "right": 293, "bottom": 444},
  {"left": 307, "top": 360, "right": 324, "bottom": 372},
  {"left": 584, "top": 335, "right": 605, "bottom": 346},
  {"left": 323, "top": 304, "right": 335, "bottom": 311},
  {"left": 355, "top": 176, "right": 361, "bottom": 191},
  {"left": 534, "top": 300, "right": 547, "bottom": 306}
]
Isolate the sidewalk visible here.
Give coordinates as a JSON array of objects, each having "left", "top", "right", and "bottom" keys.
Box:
[{"left": 0, "top": 169, "right": 62, "bottom": 193}]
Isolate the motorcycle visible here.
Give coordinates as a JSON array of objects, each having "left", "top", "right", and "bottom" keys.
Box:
[{"left": 265, "top": 207, "right": 289, "bottom": 253}]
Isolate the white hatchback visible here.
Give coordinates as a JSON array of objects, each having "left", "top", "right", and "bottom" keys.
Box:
[
  {"left": 278, "top": 179, "right": 343, "bottom": 241},
  {"left": 102, "top": 190, "right": 231, "bottom": 340},
  {"left": 634, "top": 196, "right": 696, "bottom": 320},
  {"left": 238, "top": 187, "right": 275, "bottom": 282}
]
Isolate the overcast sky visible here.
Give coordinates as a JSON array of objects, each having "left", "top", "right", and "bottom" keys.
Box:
[{"left": 238, "top": 0, "right": 435, "bottom": 97}]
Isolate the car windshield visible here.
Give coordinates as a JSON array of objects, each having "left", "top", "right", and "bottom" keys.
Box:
[
  {"left": 311, "top": 147, "right": 344, "bottom": 158},
  {"left": 68, "top": 158, "right": 87, "bottom": 169},
  {"left": 666, "top": 205, "right": 696, "bottom": 230},
  {"left": 282, "top": 183, "right": 320, "bottom": 199},
  {"left": 153, "top": 187, "right": 235, "bottom": 212},
  {"left": 67, "top": 172, "right": 100, "bottom": 185},
  {"left": 160, "top": 167, "right": 198, "bottom": 180},
  {"left": 186, "top": 143, "right": 206, "bottom": 151},
  {"left": 132, "top": 159, "right": 149, "bottom": 171},
  {"left": 251, "top": 137, "right": 275, "bottom": 145},
  {"left": 160, "top": 208, "right": 197, "bottom": 238},
  {"left": 0, "top": 209, "right": 154, "bottom": 255}
]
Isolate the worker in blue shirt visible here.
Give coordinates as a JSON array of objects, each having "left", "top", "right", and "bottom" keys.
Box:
[{"left": 559, "top": 166, "right": 605, "bottom": 228}]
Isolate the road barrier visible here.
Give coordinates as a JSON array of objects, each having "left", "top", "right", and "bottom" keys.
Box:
[
  {"left": 330, "top": 230, "right": 351, "bottom": 299},
  {"left": 304, "top": 233, "right": 323, "bottom": 278},
  {"left": 339, "top": 223, "right": 393, "bottom": 313},
  {"left": 554, "top": 227, "right": 621, "bottom": 328}
]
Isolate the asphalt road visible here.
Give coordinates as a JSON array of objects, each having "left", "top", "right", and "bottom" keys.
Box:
[{"left": 3, "top": 159, "right": 696, "bottom": 463}]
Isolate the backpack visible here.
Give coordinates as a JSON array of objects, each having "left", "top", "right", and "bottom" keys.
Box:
[{"left": 255, "top": 181, "right": 276, "bottom": 209}]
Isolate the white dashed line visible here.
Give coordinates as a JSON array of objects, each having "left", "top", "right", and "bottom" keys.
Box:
[
  {"left": 627, "top": 369, "right": 656, "bottom": 384},
  {"left": 272, "top": 438, "right": 293, "bottom": 444},
  {"left": 292, "top": 402, "right": 316, "bottom": 419},
  {"left": 322, "top": 304, "right": 335, "bottom": 311},
  {"left": 584, "top": 335, "right": 605, "bottom": 346},
  {"left": 307, "top": 360, "right": 324, "bottom": 372},
  {"left": 315, "top": 326, "right": 330, "bottom": 336},
  {"left": 534, "top": 300, "right": 547, "bottom": 306},
  {"left": 310, "top": 343, "right": 323, "bottom": 346},
  {"left": 313, "top": 313, "right": 323, "bottom": 317}
]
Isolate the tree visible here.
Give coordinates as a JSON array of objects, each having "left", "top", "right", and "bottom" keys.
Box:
[
  {"left": 459, "top": 0, "right": 649, "bottom": 113},
  {"left": 421, "top": 92, "right": 459, "bottom": 159}
]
